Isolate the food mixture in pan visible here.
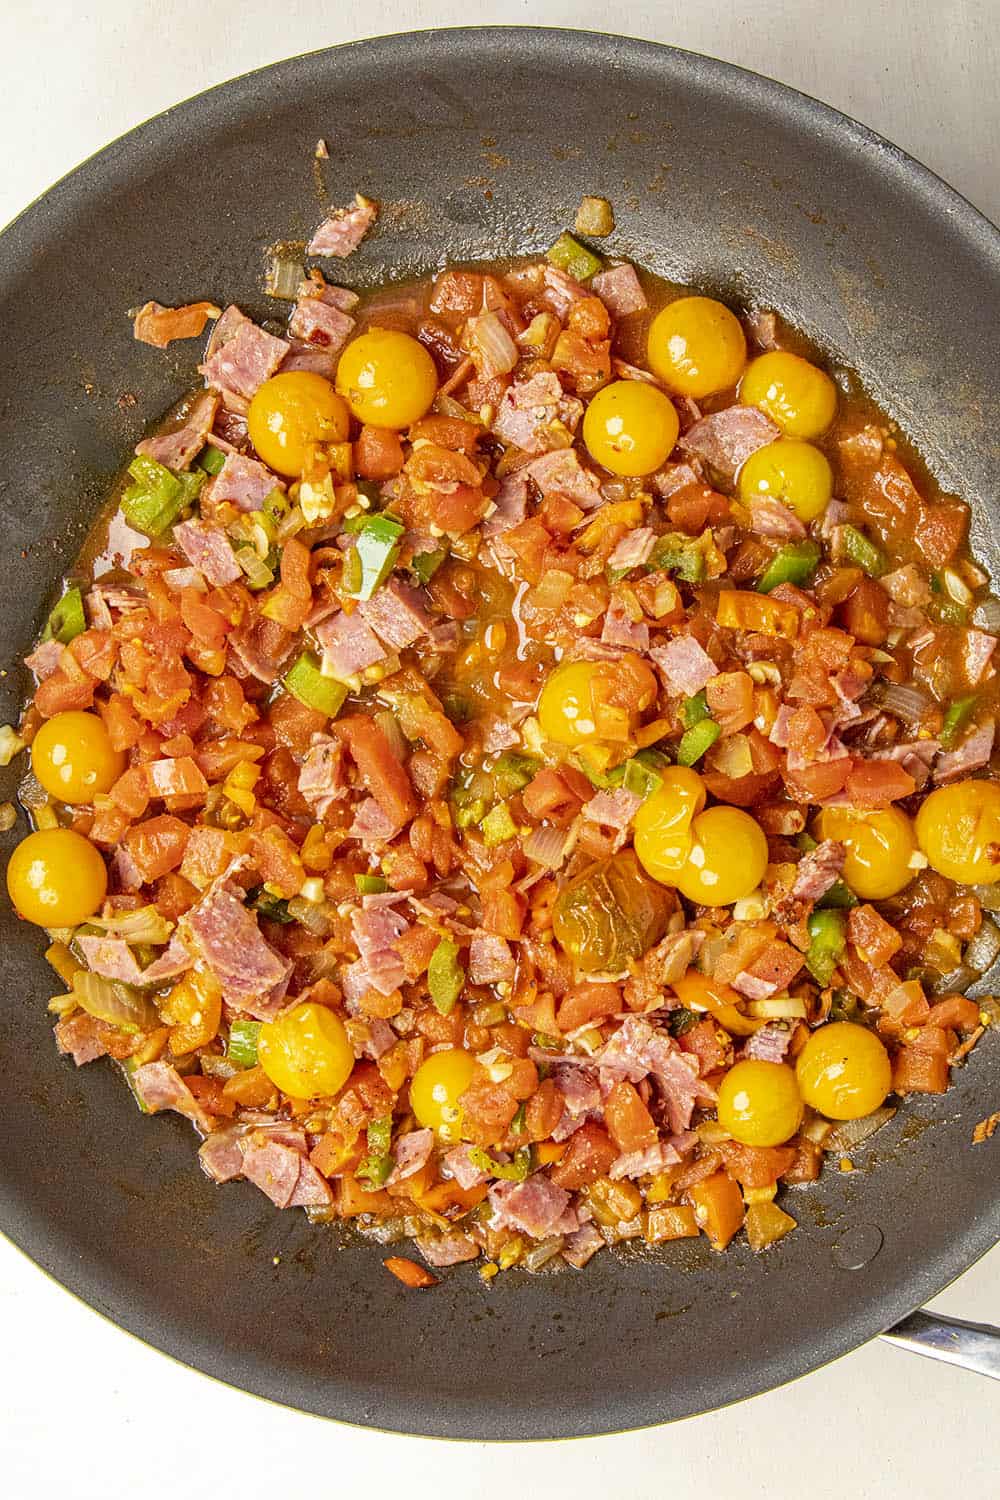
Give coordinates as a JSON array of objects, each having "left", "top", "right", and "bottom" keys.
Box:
[{"left": 4, "top": 192, "right": 999, "bottom": 1286}]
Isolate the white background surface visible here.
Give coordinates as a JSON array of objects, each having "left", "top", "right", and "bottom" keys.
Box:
[{"left": 3, "top": 3, "right": 999, "bottom": 1495}]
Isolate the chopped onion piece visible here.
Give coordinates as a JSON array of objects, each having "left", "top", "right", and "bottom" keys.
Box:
[
  {"left": 286, "top": 896, "right": 335, "bottom": 936},
  {"left": 523, "top": 1236, "right": 566, "bottom": 1272},
  {"left": 878, "top": 682, "right": 931, "bottom": 721},
  {"left": 89, "top": 905, "right": 174, "bottom": 946},
  {"left": 973, "top": 883, "right": 1000, "bottom": 913},
  {"left": 523, "top": 823, "right": 573, "bottom": 869},
  {"left": 265, "top": 251, "right": 305, "bottom": 301},
  {"left": 0, "top": 724, "right": 27, "bottom": 767},
  {"left": 746, "top": 996, "right": 808, "bottom": 1020},
  {"left": 72, "top": 970, "right": 158, "bottom": 1029},
  {"left": 941, "top": 567, "right": 973, "bottom": 606},
  {"left": 931, "top": 963, "right": 977, "bottom": 996},
  {"left": 823, "top": 1106, "right": 896, "bottom": 1154},
  {"left": 973, "top": 596, "right": 1000, "bottom": 633}
]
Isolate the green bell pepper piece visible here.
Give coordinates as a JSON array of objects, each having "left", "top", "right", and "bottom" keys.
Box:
[
  {"left": 480, "top": 801, "right": 518, "bottom": 847},
  {"left": 355, "top": 874, "right": 390, "bottom": 895},
  {"left": 344, "top": 513, "right": 405, "bottom": 601},
  {"left": 806, "top": 909, "right": 847, "bottom": 985},
  {"left": 44, "top": 586, "right": 86, "bottom": 645},
  {"left": 228, "top": 1019, "right": 261, "bottom": 1069},
  {"left": 428, "top": 938, "right": 465, "bottom": 1016},
  {"left": 121, "top": 455, "right": 204, "bottom": 536},
  {"left": 757, "top": 540, "right": 821, "bottom": 593},
  {"left": 677, "top": 718, "right": 721, "bottom": 767},
  {"left": 682, "top": 689, "right": 711, "bottom": 728},
  {"left": 839, "top": 525, "right": 886, "bottom": 578},
  {"left": 197, "top": 444, "right": 226, "bottom": 476},
  {"left": 467, "top": 1145, "right": 533, "bottom": 1182},
  {"left": 282, "top": 652, "right": 348, "bottom": 718},
  {"left": 546, "top": 230, "right": 603, "bottom": 282},
  {"left": 940, "top": 695, "right": 978, "bottom": 749}
]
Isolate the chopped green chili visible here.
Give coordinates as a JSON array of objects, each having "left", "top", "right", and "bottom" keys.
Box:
[
  {"left": 282, "top": 652, "right": 348, "bottom": 718},
  {"left": 941, "top": 694, "right": 978, "bottom": 749},
  {"left": 480, "top": 801, "right": 518, "bottom": 847},
  {"left": 228, "top": 1019, "right": 261, "bottom": 1069},
  {"left": 468, "top": 1144, "right": 532, "bottom": 1182},
  {"left": 546, "top": 230, "right": 603, "bottom": 283},
  {"left": 511, "top": 1101, "right": 528, "bottom": 1136},
  {"left": 651, "top": 534, "right": 706, "bottom": 583},
  {"left": 570, "top": 752, "right": 627, "bottom": 790},
  {"left": 817, "top": 878, "right": 858, "bottom": 910},
  {"left": 928, "top": 596, "right": 969, "bottom": 627},
  {"left": 355, "top": 873, "right": 390, "bottom": 895},
  {"left": 197, "top": 444, "right": 226, "bottom": 476},
  {"left": 806, "top": 909, "right": 847, "bottom": 985},
  {"left": 682, "top": 689, "right": 712, "bottom": 729},
  {"left": 757, "top": 540, "right": 821, "bottom": 594},
  {"left": 428, "top": 938, "right": 465, "bottom": 1016},
  {"left": 344, "top": 513, "right": 405, "bottom": 601},
  {"left": 530, "top": 1032, "right": 563, "bottom": 1051},
  {"left": 677, "top": 718, "right": 721, "bottom": 767},
  {"left": 667, "top": 1007, "right": 699, "bottom": 1037},
  {"left": 839, "top": 525, "right": 886, "bottom": 578},
  {"left": 410, "top": 547, "right": 448, "bottom": 585},
  {"left": 247, "top": 887, "right": 294, "bottom": 923},
  {"left": 491, "top": 751, "right": 539, "bottom": 797},
  {"left": 44, "top": 586, "right": 86, "bottom": 645},
  {"left": 623, "top": 749, "right": 668, "bottom": 800},
  {"left": 795, "top": 831, "right": 819, "bottom": 854},
  {"left": 120, "top": 455, "right": 204, "bottom": 537},
  {"left": 357, "top": 1114, "right": 394, "bottom": 1187}
]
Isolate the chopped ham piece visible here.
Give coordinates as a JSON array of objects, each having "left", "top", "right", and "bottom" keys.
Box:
[
  {"left": 602, "top": 595, "right": 649, "bottom": 651},
  {"left": 308, "top": 195, "right": 378, "bottom": 257},
  {"left": 212, "top": 452, "right": 282, "bottom": 512},
  {"left": 131, "top": 1061, "right": 213, "bottom": 1134},
  {"left": 359, "top": 579, "right": 432, "bottom": 648},
  {"left": 562, "top": 1222, "right": 605, "bottom": 1268},
  {"left": 749, "top": 495, "right": 807, "bottom": 540},
  {"left": 24, "top": 639, "right": 63, "bottom": 679},
  {"left": 484, "top": 474, "right": 529, "bottom": 536},
  {"left": 133, "top": 300, "right": 221, "bottom": 348},
  {"left": 181, "top": 881, "right": 293, "bottom": 1017},
  {"left": 607, "top": 527, "right": 655, "bottom": 573},
  {"left": 198, "top": 1127, "right": 246, "bottom": 1183},
  {"left": 75, "top": 935, "right": 151, "bottom": 987},
  {"left": 791, "top": 839, "right": 846, "bottom": 902},
  {"left": 416, "top": 1231, "right": 479, "bottom": 1267},
  {"left": 136, "top": 390, "right": 219, "bottom": 471},
  {"left": 468, "top": 933, "right": 515, "bottom": 984},
  {"left": 881, "top": 565, "right": 931, "bottom": 607},
  {"left": 609, "top": 1140, "right": 684, "bottom": 1179},
  {"left": 298, "top": 736, "right": 347, "bottom": 817},
  {"left": 542, "top": 263, "right": 589, "bottom": 317},
  {"left": 654, "top": 462, "right": 703, "bottom": 498},
  {"left": 348, "top": 797, "right": 404, "bottom": 848},
  {"left": 598, "top": 1016, "right": 714, "bottom": 1133},
  {"left": 54, "top": 1013, "right": 107, "bottom": 1066},
  {"left": 200, "top": 306, "right": 289, "bottom": 405},
  {"left": 443, "top": 1144, "right": 491, "bottom": 1190},
  {"left": 315, "top": 609, "right": 387, "bottom": 677},
  {"left": 612, "top": 358, "right": 660, "bottom": 385},
  {"left": 963, "top": 629, "right": 997, "bottom": 686},
  {"left": 651, "top": 634, "right": 719, "bottom": 697},
  {"left": 745, "top": 1023, "right": 792, "bottom": 1062},
  {"left": 289, "top": 293, "right": 355, "bottom": 353},
  {"left": 356, "top": 1017, "right": 396, "bottom": 1060},
  {"left": 584, "top": 787, "right": 642, "bottom": 830},
  {"left": 872, "top": 738, "right": 939, "bottom": 791},
  {"left": 680, "top": 405, "right": 779, "bottom": 486},
  {"left": 591, "top": 264, "right": 647, "bottom": 317},
  {"left": 934, "top": 719, "right": 995, "bottom": 782},
  {"left": 744, "top": 309, "right": 780, "bottom": 349},
  {"left": 524, "top": 449, "right": 603, "bottom": 509},
  {"left": 552, "top": 1063, "right": 602, "bottom": 1125},
  {"left": 386, "top": 1128, "right": 435, "bottom": 1185},
  {"left": 240, "top": 1135, "right": 332, "bottom": 1209},
  {"left": 280, "top": 344, "right": 337, "bottom": 379},
  {"left": 173, "top": 518, "right": 242, "bottom": 585},
  {"left": 350, "top": 903, "right": 410, "bottom": 997},
  {"left": 489, "top": 1175, "right": 572, "bottom": 1239},
  {"left": 139, "top": 933, "right": 194, "bottom": 985},
  {"left": 492, "top": 371, "right": 583, "bottom": 454}
]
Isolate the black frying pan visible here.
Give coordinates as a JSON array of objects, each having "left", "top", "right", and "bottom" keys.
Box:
[{"left": 1, "top": 28, "right": 998, "bottom": 1439}]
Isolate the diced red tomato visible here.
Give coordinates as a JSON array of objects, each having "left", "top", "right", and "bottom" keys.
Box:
[{"left": 123, "top": 814, "right": 190, "bottom": 883}]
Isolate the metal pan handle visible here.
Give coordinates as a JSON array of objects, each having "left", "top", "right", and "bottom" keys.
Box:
[{"left": 881, "top": 1311, "right": 1000, "bottom": 1379}]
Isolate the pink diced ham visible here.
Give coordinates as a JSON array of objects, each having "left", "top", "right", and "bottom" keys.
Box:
[
  {"left": 748, "top": 495, "right": 807, "bottom": 540},
  {"left": 492, "top": 371, "right": 583, "bottom": 454},
  {"left": 315, "top": 609, "right": 387, "bottom": 677},
  {"left": 524, "top": 448, "right": 603, "bottom": 508},
  {"left": 198, "top": 1127, "right": 247, "bottom": 1184},
  {"left": 289, "top": 293, "right": 355, "bottom": 353},
  {"left": 591, "top": 263, "right": 647, "bottom": 318},
  {"left": 54, "top": 1013, "right": 107, "bottom": 1066},
  {"left": 745, "top": 1023, "right": 793, "bottom": 1063},
  {"left": 416, "top": 1231, "right": 480, "bottom": 1267},
  {"left": 583, "top": 787, "right": 642, "bottom": 830},
  {"left": 963, "top": 629, "right": 997, "bottom": 686},
  {"left": 297, "top": 736, "right": 347, "bottom": 818},
  {"left": 181, "top": 881, "right": 293, "bottom": 1018},
  {"left": 200, "top": 306, "right": 289, "bottom": 406},
  {"left": 136, "top": 390, "right": 220, "bottom": 472},
  {"left": 791, "top": 839, "right": 846, "bottom": 902},
  {"left": 562, "top": 1222, "right": 605, "bottom": 1268},
  {"left": 607, "top": 526, "right": 655, "bottom": 573},
  {"left": 468, "top": 934, "right": 515, "bottom": 985},
  {"left": 934, "top": 718, "right": 995, "bottom": 782},
  {"left": 212, "top": 452, "right": 282, "bottom": 512},
  {"left": 680, "top": 405, "right": 779, "bottom": 486},
  {"left": 489, "top": 1176, "right": 572, "bottom": 1239},
  {"left": 24, "top": 639, "right": 64, "bottom": 679},
  {"left": 651, "top": 634, "right": 719, "bottom": 697},
  {"left": 484, "top": 474, "right": 529, "bottom": 537},
  {"left": 359, "top": 579, "right": 432, "bottom": 648},
  {"left": 386, "top": 1128, "right": 435, "bottom": 1186},
  {"left": 131, "top": 1061, "right": 214, "bottom": 1134},
  {"left": 308, "top": 196, "right": 378, "bottom": 258},
  {"left": 173, "top": 518, "right": 242, "bottom": 585},
  {"left": 601, "top": 595, "right": 649, "bottom": 651},
  {"left": 443, "top": 1144, "right": 491, "bottom": 1190},
  {"left": 609, "top": 1140, "right": 684, "bottom": 1180},
  {"left": 348, "top": 796, "right": 405, "bottom": 848}
]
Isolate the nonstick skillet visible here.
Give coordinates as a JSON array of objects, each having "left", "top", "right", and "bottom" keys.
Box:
[{"left": 0, "top": 27, "right": 998, "bottom": 1438}]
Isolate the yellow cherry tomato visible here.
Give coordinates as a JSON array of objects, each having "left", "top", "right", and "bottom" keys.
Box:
[
  {"left": 795, "top": 1022, "right": 892, "bottom": 1121},
  {"left": 582, "top": 380, "right": 680, "bottom": 477},
  {"left": 739, "top": 351, "right": 837, "bottom": 438},
  {"left": 817, "top": 806, "right": 916, "bottom": 900},
  {"left": 161, "top": 970, "right": 222, "bottom": 1056},
  {"left": 717, "top": 1059, "right": 804, "bottom": 1147},
  {"left": 257, "top": 1001, "right": 354, "bottom": 1100},
  {"left": 647, "top": 296, "right": 747, "bottom": 398},
  {"left": 916, "top": 780, "right": 1000, "bottom": 885},
  {"left": 674, "top": 805, "right": 769, "bottom": 907},
  {"left": 633, "top": 767, "right": 707, "bottom": 883},
  {"left": 335, "top": 328, "right": 438, "bottom": 429},
  {"left": 31, "top": 710, "right": 126, "bottom": 805},
  {"left": 410, "top": 1047, "right": 477, "bottom": 1144},
  {"left": 537, "top": 660, "right": 617, "bottom": 747},
  {"left": 247, "top": 371, "right": 350, "bottom": 477},
  {"left": 6, "top": 827, "right": 107, "bottom": 927},
  {"left": 737, "top": 437, "right": 833, "bottom": 523}
]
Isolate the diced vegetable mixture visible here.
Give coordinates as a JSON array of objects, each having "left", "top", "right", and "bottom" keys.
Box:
[{"left": 5, "top": 194, "right": 1000, "bottom": 1282}]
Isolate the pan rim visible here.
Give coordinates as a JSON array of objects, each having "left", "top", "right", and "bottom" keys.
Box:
[{"left": 1, "top": 26, "right": 998, "bottom": 1439}]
